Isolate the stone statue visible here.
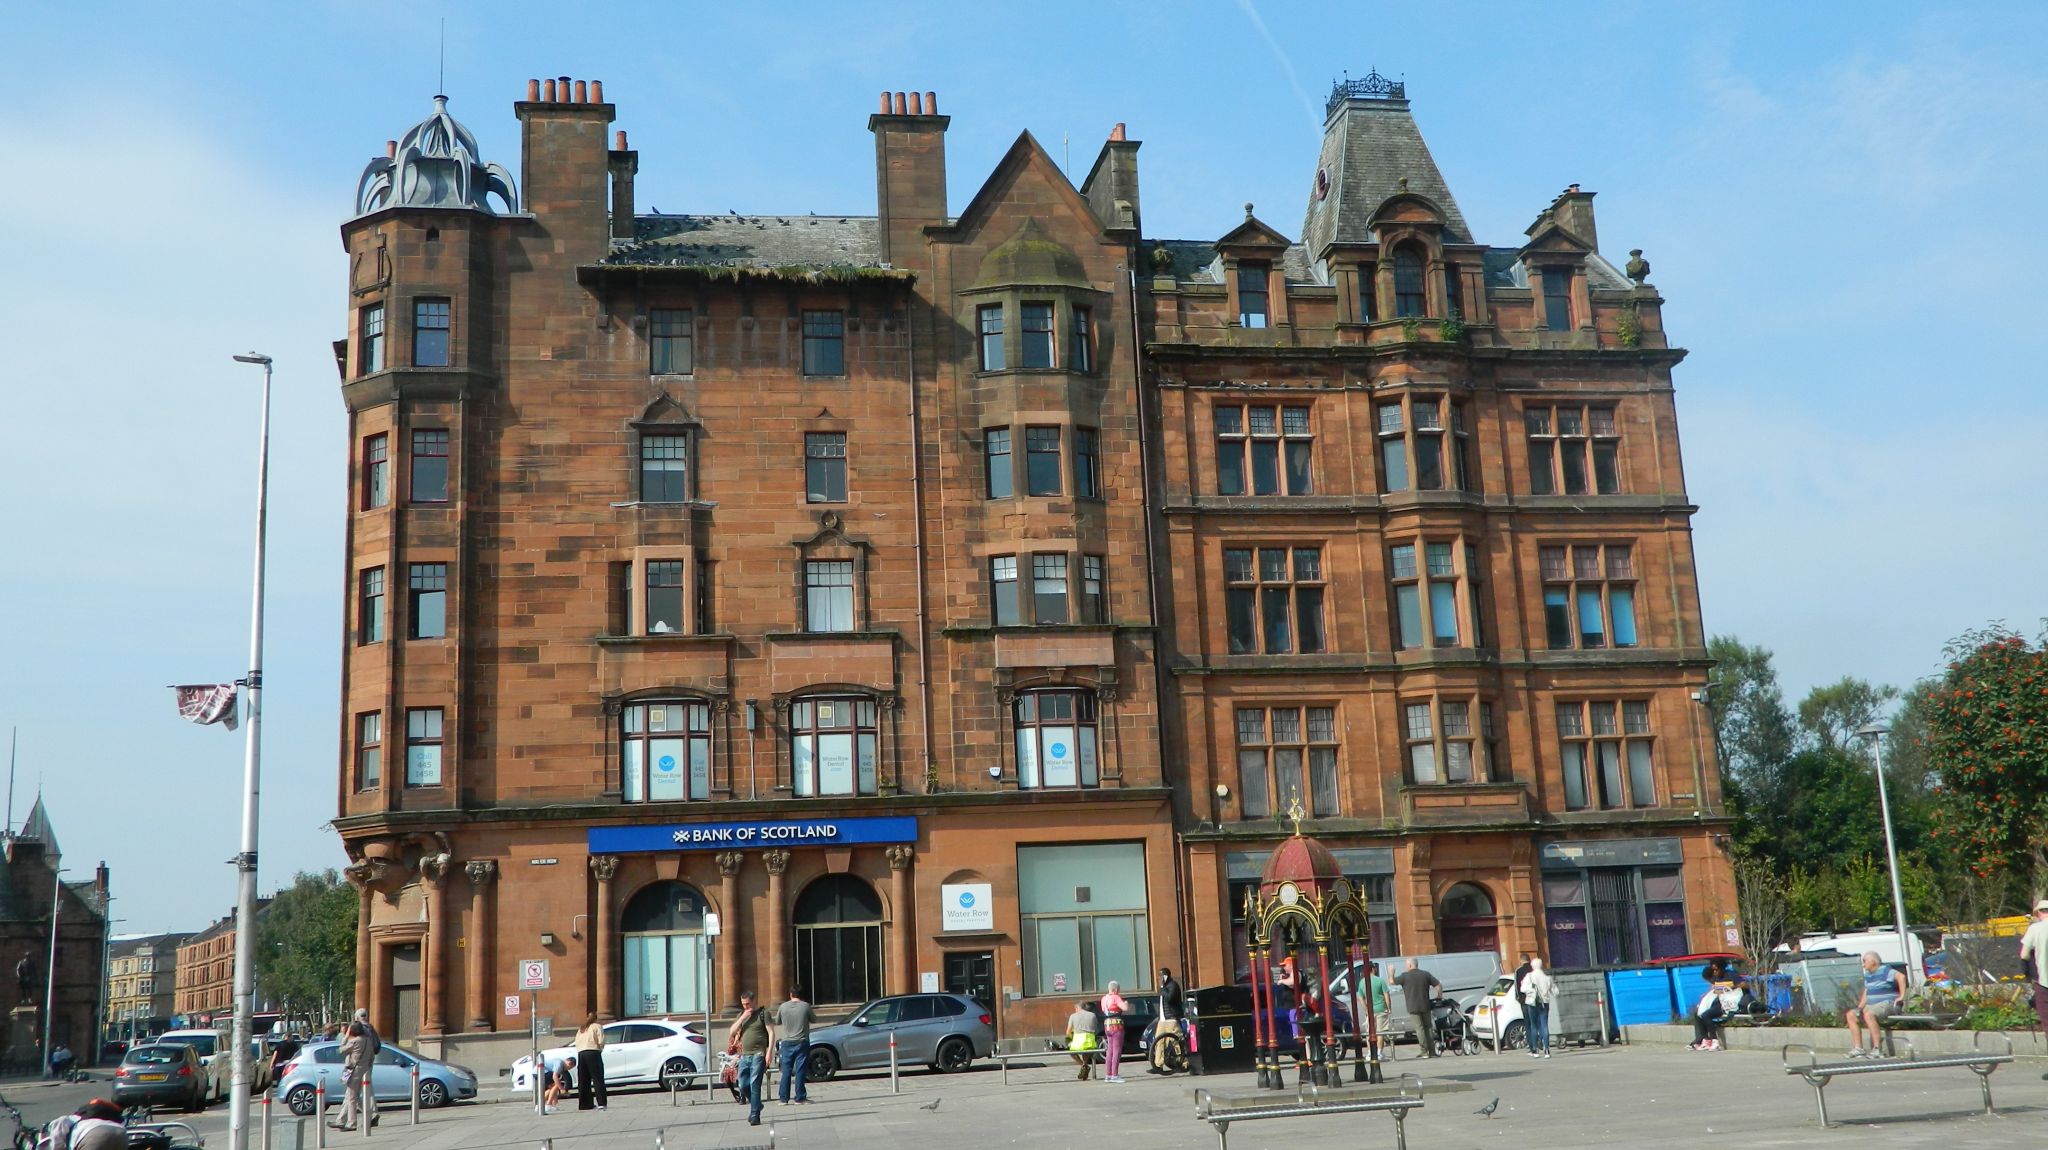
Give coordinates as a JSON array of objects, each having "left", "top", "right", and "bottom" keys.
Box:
[
  {"left": 14, "top": 956, "right": 32, "bottom": 1004},
  {"left": 1625, "top": 249, "right": 1651, "bottom": 285}
]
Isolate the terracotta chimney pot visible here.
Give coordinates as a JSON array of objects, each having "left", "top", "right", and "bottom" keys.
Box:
[
  {"left": 527, "top": 78, "right": 540, "bottom": 101},
  {"left": 590, "top": 79, "right": 603, "bottom": 103}
]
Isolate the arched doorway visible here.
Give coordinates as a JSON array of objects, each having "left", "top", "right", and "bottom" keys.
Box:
[
  {"left": 1437, "top": 882, "right": 1498, "bottom": 954},
  {"left": 621, "top": 881, "right": 709, "bottom": 1017},
  {"left": 793, "top": 875, "right": 884, "bottom": 1006}
]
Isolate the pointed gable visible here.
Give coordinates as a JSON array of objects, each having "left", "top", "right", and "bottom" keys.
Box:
[
  {"left": 1302, "top": 74, "right": 1472, "bottom": 255},
  {"left": 1518, "top": 214, "right": 1594, "bottom": 260},
  {"left": 17, "top": 796, "right": 57, "bottom": 856},
  {"left": 940, "top": 131, "right": 1104, "bottom": 244},
  {"left": 1216, "top": 210, "right": 1292, "bottom": 254}
]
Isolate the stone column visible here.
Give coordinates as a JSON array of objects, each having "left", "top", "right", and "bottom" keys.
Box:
[
  {"left": 463, "top": 860, "right": 498, "bottom": 1031},
  {"left": 764, "top": 849, "right": 791, "bottom": 1000},
  {"left": 715, "top": 851, "right": 744, "bottom": 1011},
  {"left": 591, "top": 855, "right": 620, "bottom": 1020},
  {"left": 344, "top": 865, "right": 374, "bottom": 1011},
  {"left": 886, "top": 845, "right": 914, "bottom": 996},
  {"left": 420, "top": 853, "right": 452, "bottom": 1036}
]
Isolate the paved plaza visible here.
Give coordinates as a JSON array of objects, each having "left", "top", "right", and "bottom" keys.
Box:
[{"left": 64, "top": 1042, "right": 2046, "bottom": 1150}]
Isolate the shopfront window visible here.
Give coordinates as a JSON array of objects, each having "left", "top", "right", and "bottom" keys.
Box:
[
  {"left": 621, "top": 882, "right": 708, "bottom": 1016},
  {"left": 1542, "top": 861, "right": 1689, "bottom": 967},
  {"left": 1019, "top": 844, "right": 1149, "bottom": 997},
  {"left": 790, "top": 697, "right": 879, "bottom": 797},
  {"left": 793, "top": 875, "right": 885, "bottom": 1006}
]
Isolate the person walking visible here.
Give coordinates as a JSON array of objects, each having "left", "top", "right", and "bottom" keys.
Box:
[
  {"left": 2017, "top": 899, "right": 2048, "bottom": 1040},
  {"left": 1065, "top": 999, "right": 1101, "bottom": 1080},
  {"left": 573, "top": 1013, "right": 608, "bottom": 1111},
  {"left": 1098, "top": 981, "right": 1130, "bottom": 1082},
  {"left": 1393, "top": 959, "right": 1442, "bottom": 1057},
  {"left": 331, "top": 1021, "right": 369, "bottom": 1131},
  {"left": 352, "top": 1008, "right": 382, "bottom": 1058},
  {"left": 1844, "top": 950, "right": 1905, "bottom": 1058},
  {"left": 776, "top": 986, "right": 815, "bottom": 1105},
  {"left": 728, "top": 990, "right": 775, "bottom": 1127},
  {"left": 1519, "top": 958, "right": 1556, "bottom": 1058},
  {"left": 1365, "top": 961, "right": 1393, "bottom": 1062},
  {"left": 1149, "top": 967, "right": 1185, "bottom": 1074}
]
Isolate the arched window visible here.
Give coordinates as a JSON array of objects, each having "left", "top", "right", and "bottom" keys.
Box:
[
  {"left": 793, "top": 876, "right": 884, "bottom": 1006},
  {"left": 621, "top": 881, "right": 709, "bottom": 1016},
  {"left": 1014, "top": 689, "right": 1099, "bottom": 789},
  {"left": 622, "top": 701, "right": 712, "bottom": 803},
  {"left": 790, "top": 696, "right": 879, "bottom": 796},
  {"left": 1437, "top": 882, "right": 1497, "bottom": 954},
  {"left": 1393, "top": 246, "right": 1427, "bottom": 318}
]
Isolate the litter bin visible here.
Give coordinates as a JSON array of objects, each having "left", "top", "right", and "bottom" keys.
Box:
[
  {"left": 1605, "top": 967, "right": 1677, "bottom": 1026},
  {"left": 1550, "top": 970, "right": 1612, "bottom": 1045},
  {"left": 1789, "top": 955, "right": 1865, "bottom": 1016},
  {"left": 1185, "top": 985, "right": 1256, "bottom": 1075},
  {"left": 1763, "top": 972, "right": 1794, "bottom": 1016}
]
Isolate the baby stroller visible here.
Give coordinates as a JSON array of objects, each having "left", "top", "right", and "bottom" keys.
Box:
[{"left": 1428, "top": 997, "right": 1477, "bottom": 1055}]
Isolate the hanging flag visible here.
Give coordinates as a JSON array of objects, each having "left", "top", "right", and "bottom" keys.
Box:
[{"left": 173, "top": 684, "right": 240, "bottom": 730}]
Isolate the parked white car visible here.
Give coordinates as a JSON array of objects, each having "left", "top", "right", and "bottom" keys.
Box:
[
  {"left": 1469, "top": 976, "right": 1528, "bottom": 1047},
  {"left": 508, "top": 1019, "right": 708, "bottom": 1096},
  {"left": 154, "top": 1029, "right": 230, "bottom": 1102}
]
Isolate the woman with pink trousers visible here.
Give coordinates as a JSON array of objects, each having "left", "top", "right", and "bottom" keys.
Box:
[{"left": 1099, "top": 981, "right": 1130, "bottom": 1083}]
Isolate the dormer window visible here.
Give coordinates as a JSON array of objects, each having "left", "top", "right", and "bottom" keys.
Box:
[
  {"left": 1543, "top": 267, "right": 1574, "bottom": 330},
  {"left": 1393, "top": 247, "right": 1427, "bottom": 318},
  {"left": 1237, "top": 263, "right": 1271, "bottom": 328}
]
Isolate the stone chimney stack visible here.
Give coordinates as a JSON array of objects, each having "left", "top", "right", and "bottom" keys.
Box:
[
  {"left": 516, "top": 75, "right": 616, "bottom": 258},
  {"left": 608, "top": 129, "right": 639, "bottom": 241},
  {"left": 870, "top": 89, "right": 949, "bottom": 264},
  {"left": 1552, "top": 184, "right": 1599, "bottom": 252}
]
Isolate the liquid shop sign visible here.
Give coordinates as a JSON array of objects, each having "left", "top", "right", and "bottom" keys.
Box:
[{"left": 589, "top": 815, "right": 917, "bottom": 854}]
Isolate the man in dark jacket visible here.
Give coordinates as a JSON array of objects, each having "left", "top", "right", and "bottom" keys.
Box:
[{"left": 1149, "top": 967, "right": 1186, "bottom": 1073}]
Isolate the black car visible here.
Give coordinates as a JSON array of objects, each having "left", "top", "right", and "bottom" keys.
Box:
[{"left": 112, "top": 1043, "right": 208, "bottom": 1112}]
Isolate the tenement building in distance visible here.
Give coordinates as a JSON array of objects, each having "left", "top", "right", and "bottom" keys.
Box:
[{"left": 332, "top": 71, "right": 1730, "bottom": 1053}]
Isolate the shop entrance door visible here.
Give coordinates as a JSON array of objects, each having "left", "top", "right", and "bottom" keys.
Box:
[{"left": 943, "top": 951, "right": 995, "bottom": 1014}]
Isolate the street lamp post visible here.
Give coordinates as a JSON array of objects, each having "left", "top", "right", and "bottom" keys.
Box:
[
  {"left": 226, "top": 352, "right": 274, "bottom": 1150},
  {"left": 41, "top": 864, "right": 66, "bottom": 1077},
  {"left": 1855, "top": 721, "right": 1915, "bottom": 987}
]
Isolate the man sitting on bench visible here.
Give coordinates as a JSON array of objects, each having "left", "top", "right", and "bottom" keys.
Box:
[{"left": 1844, "top": 950, "right": 1906, "bottom": 1058}]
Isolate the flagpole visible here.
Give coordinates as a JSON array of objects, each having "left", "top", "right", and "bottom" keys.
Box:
[{"left": 227, "top": 352, "right": 272, "bottom": 1150}]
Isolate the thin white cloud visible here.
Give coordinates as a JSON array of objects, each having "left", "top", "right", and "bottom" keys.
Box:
[{"left": 1234, "top": 0, "right": 1322, "bottom": 130}]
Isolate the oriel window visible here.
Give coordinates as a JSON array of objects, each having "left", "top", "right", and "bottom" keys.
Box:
[
  {"left": 645, "top": 560, "right": 685, "bottom": 634},
  {"left": 410, "top": 429, "right": 450, "bottom": 503},
  {"left": 984, "top": 428, "right": 1013, "bottom": 499},
  {"left": 412, "top": 298, "right": 451, "bottom": 367},
  {"left": 977, "top": 304, "right": 1005, "bottom": 371},
  {"left": 359, "top": 304, "right": 385, "bottom": 374},
  {"left": 640, "top": 434, "right": 690, "bottom": 503},
  {"left": 1021, "top": 302, "right": 1056, "bottom": 368},
  {"left": 1025, "top": 426, "right": 1062, "bottom": 496},
  {"left": 1070, "top": 306, "right": 1094, "bottom": 372}
]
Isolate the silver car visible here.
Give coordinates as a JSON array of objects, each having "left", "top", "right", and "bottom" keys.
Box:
[
  {"left": 805, "top": 993, "right": 994, "bottom": 1080},
  {"left": 275, "top": 1040, "right": 478, "bottom": 1116}
]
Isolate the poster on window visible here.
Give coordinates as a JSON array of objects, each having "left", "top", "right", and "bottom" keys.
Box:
[
  {"left": 689, "top": 739, "right": 711, "bottom": 800},
  {"left": 941, "top": 883, "right": 994, "bottom": 931},
  {"left": 650, "top": 737, "right": 686, "bottom": 802},
  {"left": 818, "top": 733, "right": 855, "bottom": 795},
  {"left": 1015, "top": 731, "right": 1039, "bottom": 788},
  {"left": 1042, "top": 727, "right": 1077, "bottom": 787}
]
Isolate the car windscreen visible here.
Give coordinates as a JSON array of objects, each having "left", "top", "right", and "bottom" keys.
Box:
[{"left": 126, "top": 1047, "right": 184, "bottom": 1066}]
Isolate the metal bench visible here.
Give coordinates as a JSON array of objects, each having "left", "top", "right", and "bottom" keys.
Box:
[
  {"left": 1195, "top": 1075, "right": 1427, "bottom": 1150},
  {"left": 1781, "top": 1033, "right": 2013, "bottom": 1127}
]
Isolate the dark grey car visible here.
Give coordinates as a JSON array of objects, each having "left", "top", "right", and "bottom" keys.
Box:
[{"left": 805, "top": 993, "right": 995, "bottom": 1080}]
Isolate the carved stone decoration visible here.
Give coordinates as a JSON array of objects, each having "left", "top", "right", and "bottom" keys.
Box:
[
  {"left": 356, "top": 95, "right": 517, "bottom": 217},
  {"left": 885, "top": 845, "right": 914, "bottom": 871},
  {"left": 1150, "top": 245, "right": 1175, "bottom": 274},
  {"left": 590, "top": 854, "right": 621, "bottom": 883},
  {"left": 763, "top": 849, "right": 792, "bottom": 876},
  {"left": 419, "top": 852, "right": 453, "bottom": 887},
  {"left": 464, "top": 859, "right": 498, "bottom": 888},
  {"left": 344, "top": 856, "right": 404, "bottom": 894},
  {"left": 715, "top": 851, "right": 744, "bottom": 877},
  {"left": 1625, "top": 248, "right": 1652, "bottom": 285},
  {"left": 1095, "top": 685, "right": 1121, "bottom": 706}
]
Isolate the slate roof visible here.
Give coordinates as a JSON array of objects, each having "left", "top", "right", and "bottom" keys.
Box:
[
  {"left": 17, "top": 796, "right": 57, "bottom": 857},
  {"left": 1485, "top": 249, "right": 1634, "bottom": 290},
  {"left": 604, "top": 214, "right": 887, "bottom": 269},
  {"left": 1150, "top": 240, "right": 1321, "bottom": 286},
  {"left": 1302, "top": 96, "right": 1472, "bottom": 254}
]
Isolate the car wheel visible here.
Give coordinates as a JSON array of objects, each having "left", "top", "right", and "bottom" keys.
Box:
[
  {"left": 418, "top": 1079, "right": 449, "bottom": 1108},
  {"left": 806, "top": 1046, "right": 839, "bottom": 1082},
  {"left": 284, "top": 1085, "right": 317, "bottom": 1117},
  {"left": 658, "top": 1056, "right": 697, "bottom": 1092},
  {"left": 1500, "top": 1020, "right": 1527, "bottom": 1051},
  {"left": 934, "top": 1037, "right": 973, "bottom": 1074}
]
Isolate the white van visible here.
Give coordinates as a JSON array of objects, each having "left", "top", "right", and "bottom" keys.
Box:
[
  {"left": 1775, "top": 928, "right": 1929, "bottom": 985},
  {"left": 1329, "top": 951, "right": 1503, "bottom": 1040}
]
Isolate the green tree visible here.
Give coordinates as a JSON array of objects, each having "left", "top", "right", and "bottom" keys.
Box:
[
  {"left": 1925, "top": 624, "right": 2048, "bottom": 891},
  {"left": 1706, "top": 635, "right": 1797, "bottom": 782},
  {"left": 256, "top": 871, "right": 359, "bottom": 1026},
  {"left": 1797, "top": 676, "right": 1901, "bottom": 753}
]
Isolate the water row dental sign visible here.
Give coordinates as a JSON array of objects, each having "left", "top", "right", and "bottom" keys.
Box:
[{"left": 588, "top": 815, "right": 917, "bottom": 854}]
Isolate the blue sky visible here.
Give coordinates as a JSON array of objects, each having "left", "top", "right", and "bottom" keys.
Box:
[{"left": 2, "top": 1, "right": 2043, "bottom": 933}]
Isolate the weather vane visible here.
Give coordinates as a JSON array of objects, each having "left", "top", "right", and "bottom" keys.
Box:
[{"left": 1286, "top": 796, "right": 1307, "bottom": 837}]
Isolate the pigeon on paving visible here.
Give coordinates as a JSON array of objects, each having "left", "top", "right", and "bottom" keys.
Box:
[
  {"left": 1475, "top": 1097, "right": 1499, "bottom": 1118},
  {"left": 919, "top": 1098, "right": 942, "bottom": 1112}
]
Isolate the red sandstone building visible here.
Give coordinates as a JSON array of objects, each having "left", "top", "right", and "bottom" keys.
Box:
[{"left": 332, "top": 73, "right": 1730, "bottom": 1056}]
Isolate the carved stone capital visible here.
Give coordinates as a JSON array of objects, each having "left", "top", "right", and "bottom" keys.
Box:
[
  {"left": 590, "top": 854, "right": 621, "bottom": 883},
  {"left": 763, "top": 848, "right": 792, "bottom": 876},
  {"left": 885, "top": 845, "right": 914, "bottom": 871},
  {"left": 464, "top": 859, "right": 498, "bottom": 888},
  {"left": 600, "top": 694, "right": 625, "bottom": 717},
  {"left": 715, "top": 851, "right": 744, "bottom": 877},
  {"left": 419, "top": 852, "right": 453, "bottom": 888}
]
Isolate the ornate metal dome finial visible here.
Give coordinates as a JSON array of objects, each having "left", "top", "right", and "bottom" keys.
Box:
[
  {"left": 1326, "top": 68, "right": 1407, "bottom": 117},
  {"left": 355, "top": 94, "right": 518, "bottom": 217}
]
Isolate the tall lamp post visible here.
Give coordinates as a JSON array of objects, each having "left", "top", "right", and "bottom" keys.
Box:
[
  {"left": 1855, "top": 721, "right": 1916, "bottom": 987},
  {"left": 226, "top": 351, "right": 273, "bottom": 1150},
  {"left": 41, "top": 865, "right": 66, "bottom": 1077}
]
